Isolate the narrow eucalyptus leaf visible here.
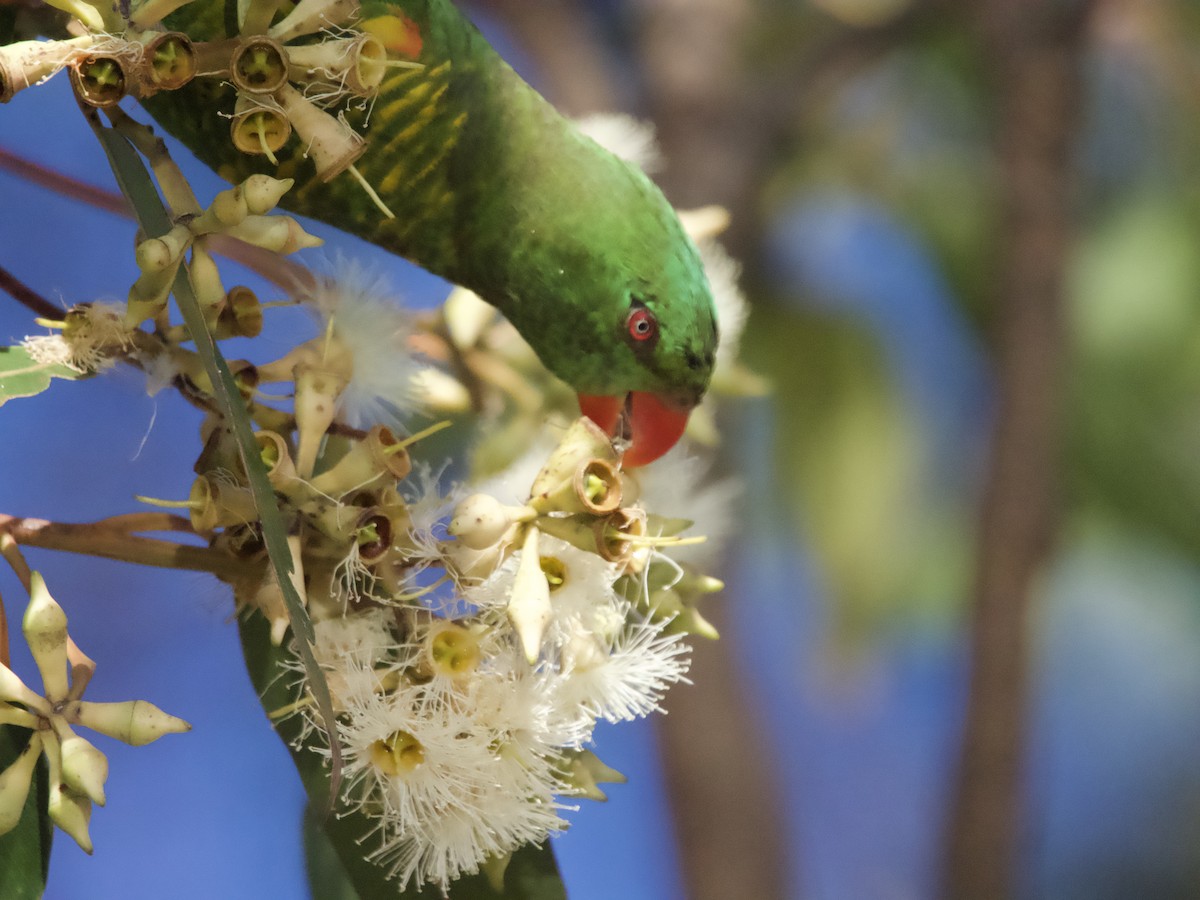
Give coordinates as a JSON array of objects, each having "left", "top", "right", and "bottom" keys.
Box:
[
  {"left": 88, "top": 118, "right": 342, "bottom": 795},
  {"left": 0, "top": 726, "right": 51, "bottom": 900}
]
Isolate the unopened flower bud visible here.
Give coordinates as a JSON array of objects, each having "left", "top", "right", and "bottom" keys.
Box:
[
  {"left": 48, "top": 782, "right": 92, "bottom": 854},
  {"left": 294, "top": 367, "right": 348, "bottom": 478},
  {"left": 24, "top": 571, "right": 69, "bottom": 701},
  {"left": 561, "top": 748, "right": 626, "bottom": 802},
  {"left": 135, "top": 224, "right": 191, "bottom": 273},
  {"left": 508, "top": 528, "right": 552, "bottom": 663},
  {"left": 73, "top": 699, "right": 191, "bottom": 746},
  {"left": 448, "top": 494, "right": 535, "bottom": 551},
  {"left": 269, "top": 0, "right": 359, "bottom": 42},
  {"left": 225, "top": 214, "right": 323, "bottom": 255},
  {"left": 0, "top": 664, "right": 48, "bottom": 714},
  {"left": 0, "top": 733, "right": 42, "bottom": 837},
  {"left": 241, "top": 175, "right": 294, "bottom": 215},
  {"left": 60, "top": 733, "right": 108, "bottom": 807},
  {"left": 410, "top": 367, "right": 471, "bottom": 414},
  {"left": 442, "top": 287, "right": 496, "bottom": 350}
]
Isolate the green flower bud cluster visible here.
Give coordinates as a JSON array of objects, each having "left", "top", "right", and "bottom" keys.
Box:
[
  {"left": 128, "top": 174, "right": 316, "bottom": 326},
  {"left": 0, "top": 574, "right": 189, "bottom": 853}
]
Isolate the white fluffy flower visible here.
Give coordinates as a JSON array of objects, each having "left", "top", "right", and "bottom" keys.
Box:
[
  {"left": 293, "top": 256, "right": 422, "bottom": 428},
  {"left": 550, "top": 607, "right": 691, "bottom": 724}
]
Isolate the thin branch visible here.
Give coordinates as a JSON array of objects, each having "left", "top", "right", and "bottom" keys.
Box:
[
  {"left": 0, "top": 585, "right": 8, "bottom": 669},
  {"left": 0, "top": 262, "right": 64, "bottom": 320},
  {"left": 0, "top": 514, "right": 248, "bottom": 579}
]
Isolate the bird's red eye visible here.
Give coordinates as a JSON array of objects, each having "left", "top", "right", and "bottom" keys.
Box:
[{"left": 627, "top": 307, "right": 657, "bottom": 342}]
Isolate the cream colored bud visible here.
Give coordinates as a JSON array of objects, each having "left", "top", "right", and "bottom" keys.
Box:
[
  {"left": 241, "top": 175, "right": 294, "bottom": 215},
  {"left": 191, "top": 184, "right": 250, "bottom": 233},
  {"left": 48, "top": 782, "right": 92, "bottom": 854},
  {"left": 293, "top": 367, "right": 348, "bottom": 478},
  {"left": 0, "top": 664, "right": 49, "bottom": 715},
  {"left": 73, "top": 699, "right": 191, "bottom": 746},
  {"left": 225, "top": 214, "right": 323, "bottom": 255},
  {"left": 269, "top": 0, "right": 359, "bottom": 42},
  {"left": 664, "top": 606, "right": 720, "bottom": 640},
  {"left": 129, "top": 0, "right": 195, "bottom": 28},
  {"left": 60, "top": 733, "right": 108, "bottom": 807},
  {"left": 24, "top": 572, "right": 69, "bottom": 702},
  {"left": 448, "top": 494, "right": 534, "bottom": 551},
  {"left": 562, "top": 748, "right": 626, "bottom": 801},
  {"left": 442, "top": 287, "right": 496, "bottom": 350},
  {"left": 410, "top": 367, "right": 471, "bottom": 414},
  {"left": 508, "top": 528, "right": 552, "bottom": 663},
  {"left": 135, "top": 224, "right": 191, "bottom": 273},
  {"left": 0, "top": 733, "right": 42, "bottom": 837},
  {"left": 44, "top": 0, "right": 105, "bottom": 32},
  {"left": 188, "top": 240, "right": 226, "bottom": 323}
]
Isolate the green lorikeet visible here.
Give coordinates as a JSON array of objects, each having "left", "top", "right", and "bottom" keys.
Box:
[{"left": 143, "top": 0, "right": 719, "bottom": 466}]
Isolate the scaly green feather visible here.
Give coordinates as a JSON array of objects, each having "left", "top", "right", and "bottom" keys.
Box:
[{"left": 143, "top": 0, "right": 717, "bottom": 408}]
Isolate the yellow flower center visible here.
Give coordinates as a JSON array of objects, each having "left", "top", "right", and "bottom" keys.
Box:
[{"left": 370, "top": 730, "right": 425, "bottom": 777}]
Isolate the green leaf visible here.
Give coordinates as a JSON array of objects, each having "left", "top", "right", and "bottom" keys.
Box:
[
  {"left": 240, "top": 611, "right": 566, "bottom": 900},
  {"left": 0, "top": 726, "right": 52, "bottom": 900},
  {"left": 86, "top": 115, "right": 343, "bottom": 794},
  {"left": 0, "top": 347, "right": 84, "bottom": 407}
]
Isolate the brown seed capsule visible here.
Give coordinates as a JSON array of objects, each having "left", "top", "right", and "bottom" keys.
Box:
[
  {"left": 70, "top": 54, "right": 129, "bottom": 108},
  {"left": 144, "top": 32, "right": 196, "bottom": 91},
  {"left": 230, "top": 37, "right": 289, "bottom": 95}
]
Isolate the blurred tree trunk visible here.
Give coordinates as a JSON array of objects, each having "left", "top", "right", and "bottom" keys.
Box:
[{"left": 943, "top": 3, "right": 1095, "bottom": 899}]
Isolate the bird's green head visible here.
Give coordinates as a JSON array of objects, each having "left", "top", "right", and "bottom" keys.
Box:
[
  {"left": 466, "top": 133, "right": 719, "bottom": 466},
  {"left": 516, "top": 187, "right": 719, "bottom": 467}
]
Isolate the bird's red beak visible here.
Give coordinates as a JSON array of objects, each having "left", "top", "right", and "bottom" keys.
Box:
[{"left": 577, "top": 391, "right": 691, "bottom": 468}]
